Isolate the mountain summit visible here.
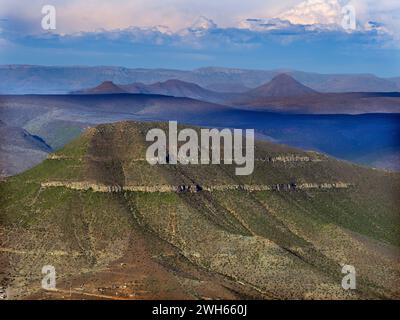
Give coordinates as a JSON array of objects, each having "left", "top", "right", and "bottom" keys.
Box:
[
  {"left": 248, "top": 73, "right": 318, "bottom": 98},
  {"left": 75, "top": 81, "right": 127, "bottom": 94}
]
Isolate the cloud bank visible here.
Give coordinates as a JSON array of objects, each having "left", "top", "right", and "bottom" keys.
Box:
[{"left": 0, "top": 0, "right": 398, "bottom": 76}]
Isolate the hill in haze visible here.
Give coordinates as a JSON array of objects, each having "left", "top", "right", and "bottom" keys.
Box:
[
  {"left": 232, "top": 74, "right": 400, "bottom": 114},
  {"left": 73, "top": 81, "right": 127, "bottom": 94},
  {"left": 246, "top": 73, "right": 318, "bottom": 98},
  {"left": 1, "top": 121, "right": 399, "bottom": 299}
]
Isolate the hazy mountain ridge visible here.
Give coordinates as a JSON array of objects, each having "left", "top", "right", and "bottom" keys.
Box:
[
  {"left": 1, "top": 65, "right": 399, "bottom": 94},
  {"left": 74, "top": 79, "right": 237, "bottom": 103},
  {"left": 0, "top": 122, "right": 52, "bottom": 177},
  {"left": 71, "top": 74, "right": 400, "bottom": 114}
]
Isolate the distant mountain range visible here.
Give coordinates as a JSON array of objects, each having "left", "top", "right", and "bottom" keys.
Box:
[
  {"left": 1, "top": 65, "right": 399, "bottom": 94},
  {"left": 73, "top": 79, "right": 236, "bottom": 103},
  {"left": 73, "top": 74, "right": 400, "bottom": 114}
]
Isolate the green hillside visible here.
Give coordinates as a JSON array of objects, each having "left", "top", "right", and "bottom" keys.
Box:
[{"left": 1, "top": 121, "right": 399, "bottom": 299}]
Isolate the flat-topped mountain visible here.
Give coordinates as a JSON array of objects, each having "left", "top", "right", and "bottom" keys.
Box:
[{"left": 1, "top": 121, "right": 399, "bottom": 299}]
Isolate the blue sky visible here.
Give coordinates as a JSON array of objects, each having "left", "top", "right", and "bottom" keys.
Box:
[{"left": 0, "top": 0, "right": 399, "bottom": 76}]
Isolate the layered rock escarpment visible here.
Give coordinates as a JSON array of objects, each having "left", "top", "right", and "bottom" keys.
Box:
[{"left": 40, "top": 181, "right": 353, "bottom": 193}]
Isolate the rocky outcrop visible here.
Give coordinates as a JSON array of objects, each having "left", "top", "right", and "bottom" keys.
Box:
[
  {"left": 256, "top": 154, "right": 324, "bottom": 163},
  {"left": 297, "top": 182, "right": 351, "bottom": 189},
  {"left": 41, "top": 181, "right": 353, "bottom": 193},
  {"left": 204, "top": 182, "right": 352, "bottom": 192},
  {"left": 48, "top": 153, "right": 324, "bottom": 164},
  {"left": 47, "top": 154, "right": 72, "bottom": 160},
  {"left": 41, "top": 181, "right": 111, "bottom": 192}
]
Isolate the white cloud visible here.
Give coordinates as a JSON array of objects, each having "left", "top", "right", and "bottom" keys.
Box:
[
  {"left": 351, "top": 0, "right": 400, "bottom": 39},
  {"left": 0, "top": 0, "right": 279, "bottom": 33},
  {"left": 277, "top": 0, "right": 343, "bottom": 25},
  {"left": 0, "top": 0, "right": 398, "bottom": 40},
  {"left": 270, "top": 0, "right": 400, "bottom": 37}
]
